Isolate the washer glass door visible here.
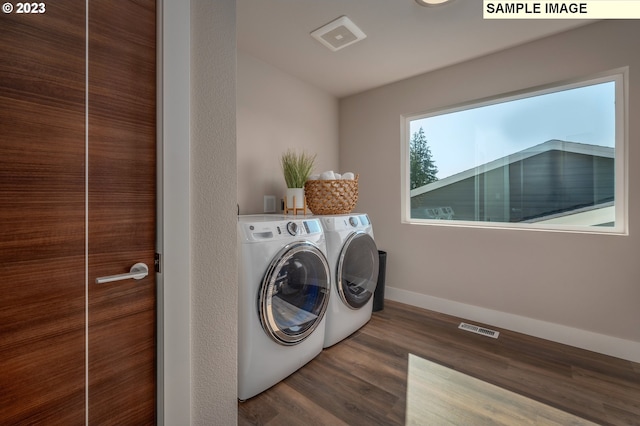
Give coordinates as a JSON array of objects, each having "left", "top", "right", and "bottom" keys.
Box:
[
  {"left": 260, "top": 241, "right": 330, "bottom": 345},
  {"left": 337, "top": 232, "right": 379, "bottom": 309}
]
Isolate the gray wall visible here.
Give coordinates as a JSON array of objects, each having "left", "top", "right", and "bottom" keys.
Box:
[
  {"left": 237, "top": 52, "right": 339, "bottom": 215},
  {"left": 340, "top": 20, "right": 640, "bottom": 361}
]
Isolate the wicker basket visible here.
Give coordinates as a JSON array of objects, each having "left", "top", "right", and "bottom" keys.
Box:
[{"left": 304, "top": 175, "right": 358, "bottom": 215}]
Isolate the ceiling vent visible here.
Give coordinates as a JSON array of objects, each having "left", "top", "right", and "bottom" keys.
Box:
[{"left": 310, "top": 16, "right": 366, "bottom": 52}]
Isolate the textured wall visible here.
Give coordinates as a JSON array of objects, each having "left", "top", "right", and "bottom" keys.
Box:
[
  {"left": 340, "top": 20, "right": 640, "bottom": 359},
  {"left": 191, "top": 0, "right": 238, "bottom": 424}
]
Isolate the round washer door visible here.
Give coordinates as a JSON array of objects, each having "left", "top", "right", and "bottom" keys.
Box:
[
  {"left": 259, "top": 241, "right": 331, "bottom": 346},
  {"left": 336, "top": 231, "right": 379, "bottom": 310}
]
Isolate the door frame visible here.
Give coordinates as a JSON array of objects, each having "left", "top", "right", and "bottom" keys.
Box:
[{"left": 157, "top": 0, "right": 191, "bottom": 424}]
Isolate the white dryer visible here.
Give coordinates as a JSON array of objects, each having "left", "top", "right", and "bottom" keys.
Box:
[
  {"left": 319, "top": 214, "right": 379, "bottom": 348},
  {"left": 237, "top": 215, "right": 331, "bottom": 401}
]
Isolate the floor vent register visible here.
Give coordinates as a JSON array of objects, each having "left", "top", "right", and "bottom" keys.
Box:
[{"left": 458, "top": 322, "right": 500, "bottom": 339}]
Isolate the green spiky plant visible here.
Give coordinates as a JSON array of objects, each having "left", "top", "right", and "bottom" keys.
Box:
[{"left": 280, "top": 149, "right": 316, "bottom": 188}]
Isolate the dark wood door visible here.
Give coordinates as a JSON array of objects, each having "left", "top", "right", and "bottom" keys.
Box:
[
  {"left": 0, "top": 1, "right": 156, "bottom": 424},
  {"left": 87, "top": 1, "right": 156, "bottom": 424},
  {"left": 0, "top": 3, "right": 87, "bottom": 424}
]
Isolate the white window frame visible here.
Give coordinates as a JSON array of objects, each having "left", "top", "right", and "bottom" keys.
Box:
[{"left": 400, "top": 69, "right": 628, "bottom": 235}]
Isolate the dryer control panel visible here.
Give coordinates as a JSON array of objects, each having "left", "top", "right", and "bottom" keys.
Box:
[{"left": 321, "top": 214, "right": 371, "bottom": 232}]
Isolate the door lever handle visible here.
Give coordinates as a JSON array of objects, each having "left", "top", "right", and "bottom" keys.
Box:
[{"left": 96, "top": 263, "right": 149, "bottom": 284}]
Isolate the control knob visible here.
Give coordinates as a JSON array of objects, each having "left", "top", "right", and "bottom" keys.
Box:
[{"left": 286, "top": 221, "right": 299, "bottom": 236}]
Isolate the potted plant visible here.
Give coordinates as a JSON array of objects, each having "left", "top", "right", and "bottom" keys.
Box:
[{"left": 281, "top": 149, "right": 316, "bottom": 210}]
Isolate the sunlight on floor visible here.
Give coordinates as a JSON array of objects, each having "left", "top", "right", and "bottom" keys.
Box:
[{"left": 405, "top": 354, "right": 598, "bottom": 425}]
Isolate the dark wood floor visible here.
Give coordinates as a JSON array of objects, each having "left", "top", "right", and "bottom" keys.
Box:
[{"left": 238, "top": 300, "right": 640, "bottom": 425}]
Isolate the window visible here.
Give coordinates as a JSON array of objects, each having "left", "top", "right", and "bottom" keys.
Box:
[{"left": 402, "top": 72, "right": 626, "bottom": 234}]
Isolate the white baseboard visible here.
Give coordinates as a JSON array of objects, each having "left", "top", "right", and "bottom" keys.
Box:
[{"left": 385, "top": 286, "right": 640, "bottom": 363}]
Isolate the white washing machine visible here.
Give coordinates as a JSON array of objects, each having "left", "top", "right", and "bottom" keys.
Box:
[
  {"left": 237, "top": 215, "right": 331, "bottom": 401},
  {"left": 319, "top": 213, "right": 379, "bottom": 348}
]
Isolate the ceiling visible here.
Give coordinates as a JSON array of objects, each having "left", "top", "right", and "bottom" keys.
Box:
[{"left": 237, "top": 0, "right": 594, "bottom": 98}]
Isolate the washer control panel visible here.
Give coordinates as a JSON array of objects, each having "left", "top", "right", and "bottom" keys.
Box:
[{"left": 239, "top": 217, "right": 323, "bottom": 242}]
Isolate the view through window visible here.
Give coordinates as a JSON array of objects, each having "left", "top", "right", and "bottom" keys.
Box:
[{"left": 404, "top": 74, "right": 624, "bottom": 232}]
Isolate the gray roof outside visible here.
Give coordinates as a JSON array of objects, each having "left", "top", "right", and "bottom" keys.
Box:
[{"left": 410, "top": 139, "right": 614, "bottom": 198}]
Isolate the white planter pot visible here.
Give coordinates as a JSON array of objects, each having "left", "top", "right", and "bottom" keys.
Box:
[{"left": 286, "top": 188, "right": 305, "bottom": 209}]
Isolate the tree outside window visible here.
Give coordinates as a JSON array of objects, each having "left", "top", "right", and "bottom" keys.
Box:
[{"left": 410, "top": 127, "right": 438, "bottom": 190}]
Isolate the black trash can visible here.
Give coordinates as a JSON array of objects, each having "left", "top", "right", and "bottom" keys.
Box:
[{"left": 373, "top": 250, "right": 386, "bottom": 312}]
